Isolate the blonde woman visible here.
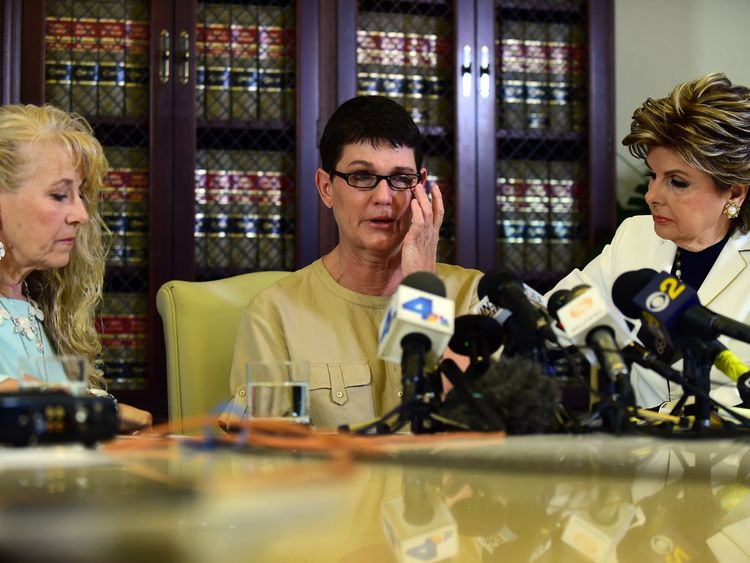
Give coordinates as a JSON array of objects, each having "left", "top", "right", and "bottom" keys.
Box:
[
  {"left": 0, "top": 104, "right": 151, "bottom": 432},
  {"left": 549, "top": 73, "right": 750, "bottom": 409}
]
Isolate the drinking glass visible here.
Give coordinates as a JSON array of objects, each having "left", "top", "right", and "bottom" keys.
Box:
[
  {"left": 245, "top": 361, "right": 310, "bottom": 424},
  {"left": 17, "top": 355, "right": 88, "bottom": 396}
]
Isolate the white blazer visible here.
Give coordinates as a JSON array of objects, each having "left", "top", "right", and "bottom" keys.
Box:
[{"left": 548, "top": 215, "right": 750, "bottom": 408}]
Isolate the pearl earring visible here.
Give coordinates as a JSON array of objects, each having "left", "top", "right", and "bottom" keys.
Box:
[
  {"left": 0, "top": 240, "right": 5, "bottom": 261},
  {"left": 723, "top": 201, "right": 741, "bottom": 219}
]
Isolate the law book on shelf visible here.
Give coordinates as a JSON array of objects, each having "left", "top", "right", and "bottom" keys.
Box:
[
  {"left": 548, "top": 160, "right": 583, "bottom": 272},
  {"left": 98, "top": 2, "right": 127, "bottom": 118},
  {"left": 230, "top": 3, "right": 258, "bottom": 121},
  {"left": 495, "top": 159, "right": 527, "bottom": 272},
  {"left": 204, "top": 3, "right": 232, "bottom": 121},
  {"left": 102, "top": 146, "right": 149, "bottom": 269},
  {"left": 195, "top": 4, "right": 206, "bottom": 121},
  {"left": 498, "top": 18, "right": 525, "bottom": 131},
  {"left": 256, "top": 150, "right": 294, "bottom": 270},
  {"left": 45, "top": 2, "right": 73, "bottom": 111},
  {"left": 522, "top": 160, "right": 551, "bottom": 272},
  {"left": 258, "top": 5, "right": 295, "bottom": 122},
  {"left": 524, "top": 21, "right": 548, "bottom": 131},
  {"left": 97, "top": 292, "right": 148, "bottom": 390},
  {"left": 71, "top": 0, "right": 98, "bottom": 118},
  {"left": 124, "top": 0, "right": 149, "bottom": 119}
]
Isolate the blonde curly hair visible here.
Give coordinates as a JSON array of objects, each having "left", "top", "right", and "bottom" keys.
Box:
[
  {"left": 622, "top": 72, "right": 750, "bottom": 233},
  {"left": 0, "top": 104, "right": 110, "bottom": 387}
]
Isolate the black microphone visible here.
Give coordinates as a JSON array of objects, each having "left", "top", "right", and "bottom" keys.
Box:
[
  {"left": 612, "top": 268, "right": 750, "bottom": 347},
  {"left": 478, "top": 269, "right": 557, "bottom": 345},
  {"left": 447, "top": 314, "right": 503, "bottom": 378},
  {"left": 439, "top": 356, "right": 560, "bottom": 434}
]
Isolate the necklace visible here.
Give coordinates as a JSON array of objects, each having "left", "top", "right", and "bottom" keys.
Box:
[
  {"left": 0, "top": 283, "right": 46, "bottom": 356},
  {"left": 673, "top": 248, "right": 682, "bottom": 282}
]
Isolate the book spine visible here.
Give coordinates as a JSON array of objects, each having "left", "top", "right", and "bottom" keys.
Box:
[
  {"left": 99, "top": 14, "right": 127, "bottom": 117},
  {"left": 258, "top": 5, "right": 294, "bottom": 122},
  {"left": 124, "top": 0, "right": 149, "bottom": 119},
  {"left": 71, "top": 0, "right": 98, "bottom": 118},
  {"left": 97, "top": 292, "right": 148, "bottom": 390},
  {"left": 204, "top": 3, "right": 232, "bottom": 121},
  {"left": 45, "top": 2, "right": 74, "bottom": 111},
  {"left": 230, "top": 4, "right": 258, "bottom": 121},
  {"left": 498, "top": 19, "right": 525, "bottom": 131}
]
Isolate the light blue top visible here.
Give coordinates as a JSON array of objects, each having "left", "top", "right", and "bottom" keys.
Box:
[{"left": 0, "top": 297, "right": 64, "bottom": 383}]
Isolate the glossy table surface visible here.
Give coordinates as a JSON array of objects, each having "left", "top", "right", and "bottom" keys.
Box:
[{"left": 1, "top": 432, "right": 750, "bottom": 563}]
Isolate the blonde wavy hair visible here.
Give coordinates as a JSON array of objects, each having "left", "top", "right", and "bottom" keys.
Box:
[
  {"left": 622, "top": 72, "right": 750, "bottom": 233},
  {"left": 0, "top": 104, "right": 110, "bottom": 387}
]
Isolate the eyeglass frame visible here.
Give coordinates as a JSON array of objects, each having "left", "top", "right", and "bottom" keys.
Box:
[{"left": 330, "top": 169, "right": 424, "bottom": 191}]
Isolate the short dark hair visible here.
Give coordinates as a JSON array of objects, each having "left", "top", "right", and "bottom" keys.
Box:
[{"left": 319, "top": 96, "right": 424, "bottom": 174}]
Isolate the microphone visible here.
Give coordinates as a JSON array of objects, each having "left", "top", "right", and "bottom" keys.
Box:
[
  {"left": 446, "top": 314, "right": 503, "bottom": 378},
  {"left": 614, "top": 269, "right": 750, "bottom": 347},
  {"left": 477, "top": 269, "right": 557, "bottom": 345},
  {"left": 378, "top": 271, "right": 455, "bottom": 366},
  {"left": 439, "top": 356, "right": 560, "bottom": 434},
  {"left": 381, "top": 470, "right": 458, "bottom": 562},
  {"left": 547, "top": 285, "right": 633, "bottom": 404}
]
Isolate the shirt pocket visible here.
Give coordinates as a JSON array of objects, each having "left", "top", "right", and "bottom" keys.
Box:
[{"left": 309, "top": 362, "right": 375, "bottom": 428}]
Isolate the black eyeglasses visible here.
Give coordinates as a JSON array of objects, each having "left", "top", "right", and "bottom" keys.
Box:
[{"left": 331, "top": 170, "right": 422, "bottom": 191}]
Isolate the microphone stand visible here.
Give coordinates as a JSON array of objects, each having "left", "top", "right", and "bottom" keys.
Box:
[
  {"left": 675, "top": 337, "right": 713, "bottom": 430},
  {"left": 353, "top": 334, "right": 442, "bottom": 435}
]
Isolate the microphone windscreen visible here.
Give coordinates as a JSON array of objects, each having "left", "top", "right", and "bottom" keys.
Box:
[
  {"left": 448, "top": 315, "right": 504, "bottom": 357},
  {"left": 478, "top": 269, "right": 522, "bottom": 303},
  {"left": 611, "top": 268, "right": 659, "bottom": 318},
  {"left": 440, "top": 357, "right": 560, "bottom": 434},
  {"left": 402, "top": 271, "right": 447, "bottom": 297},
  {"left": 546, "top": 289, "right": 571, "bottom": 319}
]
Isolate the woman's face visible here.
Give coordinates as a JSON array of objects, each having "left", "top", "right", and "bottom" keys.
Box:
[
  {"left": 316, "top": 141, "right": 424, "bottom": 258},
  {"left": 0, "top": 140, "right": 89, "bottom": 272},
  {"left": 644, "top": 146, "right": 736, "bottom": 251}
]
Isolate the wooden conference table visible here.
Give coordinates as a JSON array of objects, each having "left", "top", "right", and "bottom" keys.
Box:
[{"left": 1, "top": 430, "right": 749, "bottom": 562}]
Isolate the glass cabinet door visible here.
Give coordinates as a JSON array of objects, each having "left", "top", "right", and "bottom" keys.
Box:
[
  {"left": 493, "top": 0, "right": 589, "bottom": 290},
  {"left": 193, "top": 0, "right": 297, "bottom": 281},
  {"left": 354, "top": 0, "right": 457, "bottom": 263},
  {"left": 45, "top": 0, "right": 151, "bottom": 392}
]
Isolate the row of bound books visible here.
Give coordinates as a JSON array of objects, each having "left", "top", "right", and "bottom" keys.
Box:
[
  {"left": 357, "top": 10, "right": 452, "bottom": 129},
  {"left": 196, "top": 3, "right": 295, "bottom": 122},
  {"left": 45, "top": 0, "right": 149, "bottom": 120},
  {"left": 96, "top": 292, "right": 148, "bottom": 391},
  {"left": 496, "top": 159, "right": 586, "bottom": 273},
  {"left": 195, "top": 149, "right": 295, "bottom": 271},
  {"left": 497, "top": 19, "right": 586, "bottom": 132},
  {"left": 102, "top": 146, "right": 149, "bottom": 268}
]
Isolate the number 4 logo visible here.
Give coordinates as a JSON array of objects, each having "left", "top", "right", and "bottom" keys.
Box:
[{"left": 403, "top": 297, "right": 433, "bottom": 320}]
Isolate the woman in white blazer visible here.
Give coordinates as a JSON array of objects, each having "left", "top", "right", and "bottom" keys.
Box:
[{"left": 550, "top": 73, "right": 750, "bottom": 409}]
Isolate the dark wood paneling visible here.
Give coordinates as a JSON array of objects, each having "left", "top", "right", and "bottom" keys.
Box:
[
  {"left": 588, "top": 0, "right": 616, "bottom": 247},
  {"left": 297, "top": 0, "right": 322, "bottom": 266},
  {"left": 19, "top": 0, "right": 43, "bottom": 104},
  {"left": 455, "top": 0, "right": 479, "bottom": 268}
]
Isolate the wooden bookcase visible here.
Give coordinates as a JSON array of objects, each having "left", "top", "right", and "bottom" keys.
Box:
[{"left": 7, "top": 0, "right": 614, "bottom": 417}]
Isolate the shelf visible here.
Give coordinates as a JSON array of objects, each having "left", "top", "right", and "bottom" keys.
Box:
[
  {"left": 359, "top": 0, "right": 452, "bottom": 17},
  {"left": 496, "top": 0, "right": 585, "bottom": 22},
  {"left": 497, "top": 130, "right": 586, "bottom": 161},
  {"left": 197, "top": 121, "right": 295, "bottom": 150}
]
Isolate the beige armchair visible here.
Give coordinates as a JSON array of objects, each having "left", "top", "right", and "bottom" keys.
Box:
[{"left": 156, "top": 271, "right": 290, "bottom": 433}]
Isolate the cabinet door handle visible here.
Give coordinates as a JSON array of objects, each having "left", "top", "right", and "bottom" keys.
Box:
[
  {"left": 479, "top": 45, "right": 490, "bottom": 98},
  {"left": 159, "top": 30, "right": 171, "bottom": 84},
  {"left": 178, "top": 30, "right": 190, "bottom": 85},
  {"left": 461, "top": 44, "right": 472, "bottom": 98}
]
